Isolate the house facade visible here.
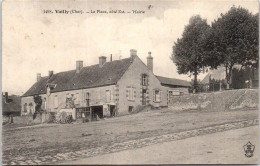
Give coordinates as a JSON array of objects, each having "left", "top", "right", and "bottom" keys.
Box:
[
  {"left": 201, "top": 64, "right": 259, "bottom": 91},
  {"left": 21, "top": 49, "right": 191, "bottom": 118}
]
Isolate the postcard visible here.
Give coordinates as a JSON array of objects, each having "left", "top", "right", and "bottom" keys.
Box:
[{"left": 2, "top": 0, "right": 259, "bottom": 165}]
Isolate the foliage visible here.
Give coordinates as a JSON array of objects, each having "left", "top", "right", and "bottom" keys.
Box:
[
  {"left": 46, "top": 112, "right": 56, "bottom": 123},
  {"left": 2, "top": 95, "right": 21, "bottom": 116},
  {"left": 171, "top": 15, "right": 210, "bottom": 91},
  {"left": 208, "top": 6, "right": 258, "bottom": 88},
  {"left": 55, "top": 111, "right": 73, "bottom": 124},
  {"left": 33, "top": 95, "right": 44, "bottom": 120}
]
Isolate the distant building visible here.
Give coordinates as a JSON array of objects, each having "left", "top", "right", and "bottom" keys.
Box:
[
  {"left": 21, "top": 49, "right": 191, "bottom": 118},
  {"left": 2, "top": 92, "right": 21, "bottom": 116},
  {"left": 201, "top": 65, "right": 259, "bottom": 91}
]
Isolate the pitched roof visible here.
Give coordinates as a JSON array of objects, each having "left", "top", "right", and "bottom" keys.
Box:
[
  {"left": 156, "top": 76, "right": 191, "bottom": 87},
  {"left": 201, "top": 74, "right": 210, "bottom": 84},
  {"left": 23, "top": 58, "right": 133, "bottom": 97},
  {"left": 201, "top": 65, "right": 242, "bottom": 84}
]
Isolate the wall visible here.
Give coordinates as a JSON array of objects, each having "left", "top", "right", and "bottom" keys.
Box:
[
  {"left": 161, "top": 86, "right": 189, "bottom": 105},
  {"left": 21, "top": 96, "right": 35, "bottom": 116},
  {"left": 169, "top": 89, "right": 258, "bottom": 111},
  {"left": 21, "top": 85, "right": 116, "bottom": 114},
  {"left": 21, "top": 56, "right": 190, "bottom": 117},
  {"left": 117, "top": 56, "right": 164, "bottom": 115}
]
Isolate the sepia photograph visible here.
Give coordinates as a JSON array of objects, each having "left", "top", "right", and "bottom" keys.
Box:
[{"left": 2, "top": 0, "right": 259, "bottom": 165}]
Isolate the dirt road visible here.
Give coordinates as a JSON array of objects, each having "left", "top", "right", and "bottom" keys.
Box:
[
  {"left": 2, "top": 109, "right": 258, "bottom": 165},
  {"left": 64, "top": 125, "right": 259, "bottom": 165}
]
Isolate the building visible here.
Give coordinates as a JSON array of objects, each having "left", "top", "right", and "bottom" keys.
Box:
[
  {"left": 201, "top": 64, "right": 259, "bottom": 91},
  {"left": 21, "top": 49, "right": 191, "bottom": 119},
  {"left": 2, "top": 92, "right": 21, "bottom": 117}
]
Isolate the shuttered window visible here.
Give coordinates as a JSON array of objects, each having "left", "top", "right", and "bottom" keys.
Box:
[
  {"left": 85, "top": 92, "right": 90, "bottom": 106},
  {"left": 142, "top": 74, "right": 148, "bottom": 86},
  {"left": 126, "top": 87, "right": 136, "bottom": 101},
  {"left": 86, "top": 92, "right": 90, "bottom": 100},
  {"left": 153, "top": 90, "right": 162, "bottom": 102}
]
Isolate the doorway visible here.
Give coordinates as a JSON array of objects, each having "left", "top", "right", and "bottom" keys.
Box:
[
  {"left": 110, "top": 105, "right": 116, "bottom": 117},
  {"left": 92, "top": 106, "right": 103, "bottom": 120}
]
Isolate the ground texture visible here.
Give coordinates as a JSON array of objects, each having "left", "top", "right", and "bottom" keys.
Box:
[
  {"left": 2, "top": 108, "right": 259, "bottom": 165},
  {"left": 63, "top": 125, "right": 259, "bottom": 165}
]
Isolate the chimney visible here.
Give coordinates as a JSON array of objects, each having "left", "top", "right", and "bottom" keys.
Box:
[
  {"left": 147, "top": 51, "right": 153, "bottom": 72},
  {"left": 48, "top": 70, "right": 54, "bottom": 79},
  {"left": 76, "top": 60, "right": 83, "bottom": 73},
  {"left": 110, "top": 54, "right": 112, "bottom": 62},
  {"left": 5, "top": 92, "right": 8, "bottom": 103},
  {"left": 130, "top": 49, "right": 137, "bottom": 62},
  {"left": 99, "top": 56, "right": 106, "bottom": 67},
  {"left": 37, "top": 73, "right": 41, "bottom": 82}
]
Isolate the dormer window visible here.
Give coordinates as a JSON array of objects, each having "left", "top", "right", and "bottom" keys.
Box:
[{"left": 142, "top": 74, "right": 148, "bottom": 86}]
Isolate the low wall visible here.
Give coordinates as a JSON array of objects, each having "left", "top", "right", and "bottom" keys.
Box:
[
  {"left": 10, "top": 115, "right": 42, "bottom": 125},
  {"left": 169, "top": 89, "right": 259, "bottom": 111},
  {"left": 169, "top": 93, "right": 212, "bottom": 111}
]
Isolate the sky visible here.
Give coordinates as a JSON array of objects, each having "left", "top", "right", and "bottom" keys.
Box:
[{"left": 2, "top": 0, "right": 259, "bottom": 95}]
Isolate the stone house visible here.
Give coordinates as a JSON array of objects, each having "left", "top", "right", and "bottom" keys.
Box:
[
  {"left": 201, "top": 64, "right": 259, "bottom": 91},
  {"left": 21, "top": 49, "right": 191, "bottom": 119}
]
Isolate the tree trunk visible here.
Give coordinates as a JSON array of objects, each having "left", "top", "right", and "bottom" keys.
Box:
[
  {"left": 193, "top": 70, "right": 198, "bottom": 93},
  {"left": 225, "top": 65, "right": 233, "bottom": 89},
  {"left": 229, "top": 65, "right": 233, "bottom": 88},
  {"left": 249, "top": 67, "right": 253, "bottom": 88}
]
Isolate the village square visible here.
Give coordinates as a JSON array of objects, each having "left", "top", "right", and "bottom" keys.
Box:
[{"left": 2, "top": 0, "right": 259, "bottom": 165}]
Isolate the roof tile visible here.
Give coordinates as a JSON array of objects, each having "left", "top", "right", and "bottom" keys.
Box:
[
  {"left": 156, "top": 75, "right": 191, "bottom": 87},
  {"left": 23, "top": 58, "right": 132, "bottom": 97}
]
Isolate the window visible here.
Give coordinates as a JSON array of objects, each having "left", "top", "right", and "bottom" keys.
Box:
[
  {"left": 128, "top": 106, "right": 134, "bottom": 113},
  {"left": 105, "top": 90, "right": 111, "bottom": 102},
  {"left": 66, "top": 93, "right": 70, "bottom": 98},
  {"left": 29, "top": 103, "right": 34, "bottom": 115},
  {"left": 142, "top": 74, "right": 148, "bottom": 86},
  {"left": 83, "top": 92, "right": 89, "bottom": 103},
  {"left": 153, "top": 90, "right": 162, "bottom": 102},
  {"left": 54, "top": 95, "right": 58, "bottom": 108},
  {"left": 169, "top": 90, "right": 173, "bottom": 96},
  {"left": 24, "top": 103, "right": 28, "bottom": 113},
  {"left": 126, "top": 87, "right": 136, "bottom": 101},
  {"left": 172, "top": 90, "right": 180, "bottom": 96},
  {"left": 74, "top": 93, "right": 79, "bottom": 105},
  {"left": 85, "top": 92, "right": 90, "bottom": 106}
]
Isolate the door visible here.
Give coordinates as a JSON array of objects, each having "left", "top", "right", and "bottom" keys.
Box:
[{"left": 142, "top": 89, "right": 147, "bottom": 105}]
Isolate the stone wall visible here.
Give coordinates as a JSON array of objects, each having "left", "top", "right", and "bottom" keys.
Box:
[{"left": 169, "top": 89, "right": 259, "bottom": 111}]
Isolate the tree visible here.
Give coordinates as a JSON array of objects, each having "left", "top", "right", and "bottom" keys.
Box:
[
  {"left": 171, "top": 15, "right": 210, "bottom": 92},
  {"left": 209, "top": 6, "right": 258, "bottom": 89},
  {"left": 33, "top": 95, "right": 43, "bottom": 120}
]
